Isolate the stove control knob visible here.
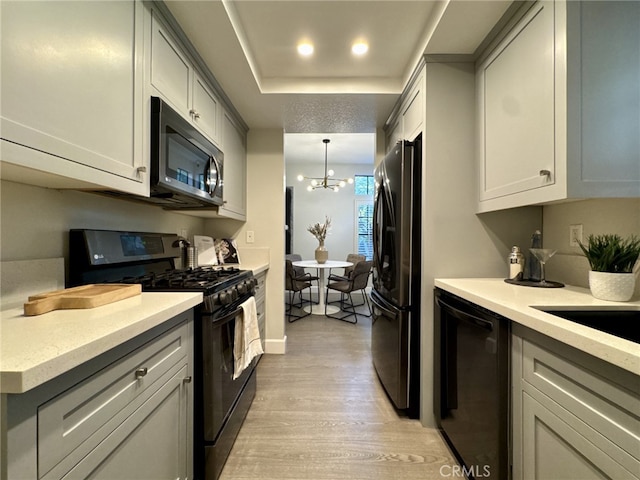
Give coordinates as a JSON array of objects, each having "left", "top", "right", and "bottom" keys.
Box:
[
  {"left": 219, "top": 291, "right": 231, "bottom": 305},
  {"left": 231, "top": 288, "right": 238, "bottom": 301},
  {"left": 237, "top": 283, "right": 247, "bottom": 295}
]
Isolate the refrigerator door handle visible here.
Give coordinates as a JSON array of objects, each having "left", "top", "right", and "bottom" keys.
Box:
[{"left": 371, "top": 292, "right": 398, "bottom": 320}]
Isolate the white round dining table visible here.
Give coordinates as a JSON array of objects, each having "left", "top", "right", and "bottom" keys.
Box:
[{"left": 292, "top": 260, "right": 353, "bottom": 315}]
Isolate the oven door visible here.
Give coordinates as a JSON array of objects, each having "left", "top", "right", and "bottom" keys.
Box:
[{"left": 201, "top": 300, "right": 256, "bottom": 443}]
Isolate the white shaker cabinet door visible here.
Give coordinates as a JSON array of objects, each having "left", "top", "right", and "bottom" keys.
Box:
[
  {"left": 150, "top": 11, "right": 191, "bottom": 118},
  {"left": 521, "top": 392, "right": 635, "bottom": 480},
  {"left": 192, "top": 73, "right": 221, "bottom": 145},
  {"left": 0, "top": 0, "right": 146, "bottom": 194},
  {"left": 478, "top": 1, "right": 556, "bottom": 202},
  {"left": 58, "top": 366, "right": 190, "bottom": 480},
  {"left": 218, "top": 110, "right": 247, "bottom": 220}
]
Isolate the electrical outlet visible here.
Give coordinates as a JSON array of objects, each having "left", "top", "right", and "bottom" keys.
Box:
[
  {"left": 569, "top": 224, "right": 583, "bottom": 247},
  {"left": 179, "top": 228, "right": 188, "bottom": 239},
  {"left": 246, "top": 231, "right": 255, "bottom": 243}
]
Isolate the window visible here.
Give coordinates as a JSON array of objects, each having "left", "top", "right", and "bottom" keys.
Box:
[
  {"left": 354, "top": 175, "right": 374, "bottom": 260},
  {"left": 354, "top": 175, "right": 375, "bottom": 195},
  {"left": 355, "top": 199, "right": 374, "bottom": 260},
  {"left": 176, "top": 168, "right": 190, "bottom": 185}
]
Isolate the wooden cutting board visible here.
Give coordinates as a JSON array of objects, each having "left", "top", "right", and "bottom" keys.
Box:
[{"left": 23, "top": 284, "right": 142, "bottom": 316}]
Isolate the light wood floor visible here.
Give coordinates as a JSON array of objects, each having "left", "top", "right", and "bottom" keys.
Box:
[{"left": 220, "top": 310, "right": 456, "bottom": 480}]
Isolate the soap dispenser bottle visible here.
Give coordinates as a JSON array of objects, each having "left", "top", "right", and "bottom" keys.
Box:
[{"left": 528, "top": 230, "right": 542, "bottom": 281}]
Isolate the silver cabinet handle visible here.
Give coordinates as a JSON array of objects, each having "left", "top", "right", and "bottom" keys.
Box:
[
  {"left": 183, "top": 376, "right": 192, "bottom": 384},
  {"left": 539, "top": 169, "right": 551, "bottom": 177},
  {"left": 136, "top": 166, "right": 147, "bottom": 173},
  {"left": 135, "top": 367, "right": 148, "bottom": 378},
  {"left": 189, "top": 109, "right": 200, "bottom": 119}
]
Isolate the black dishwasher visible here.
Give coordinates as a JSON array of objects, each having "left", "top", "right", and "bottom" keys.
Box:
[{"left": 434, "top": 288, "right": 510, "bottom": 479}]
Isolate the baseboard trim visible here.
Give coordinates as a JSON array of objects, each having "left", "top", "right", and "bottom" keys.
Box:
[{"left": 265, "top": 335, "right": 287, "bottom": 354}]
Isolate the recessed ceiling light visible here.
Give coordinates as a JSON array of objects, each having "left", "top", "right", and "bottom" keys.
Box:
[
  {"left": 351, "top": 42, "right": 369, "bottom": 56},
  {"left": 297, "top": 43, "right": 314, "bottom": 57}
]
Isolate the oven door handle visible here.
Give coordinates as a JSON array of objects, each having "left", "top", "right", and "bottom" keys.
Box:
[{"left": 214, "top": 305, "right": 243, "bottom": 326}]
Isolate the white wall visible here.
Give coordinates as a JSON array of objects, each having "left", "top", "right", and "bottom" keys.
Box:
[
  {"left": 0, "top": 180, "right": 205, "bottom": 272},
  {"left": 543, "top": 198, "right": 640, "bottom": 297},
  {"left": 205, "top": 129, "right": 287, "bottom": 353},
  {"left": 285, "top": 162, "right": 374, "bottom": 262}
]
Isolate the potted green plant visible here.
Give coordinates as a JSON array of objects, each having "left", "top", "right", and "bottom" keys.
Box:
[{"left": 578, "top": 234, "right": 640, "bottom": 301}]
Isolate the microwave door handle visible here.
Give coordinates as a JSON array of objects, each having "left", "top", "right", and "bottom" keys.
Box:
[
  {"left": 207, "top": 156, "right": 216, "bottom": 196},
  {"left": 206, "top": 155, "right": 222, "bottom": 196},
  {"left": 213, "top": 155, "right": 222, "bottom": 195}
]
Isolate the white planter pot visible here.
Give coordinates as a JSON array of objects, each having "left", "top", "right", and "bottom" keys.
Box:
[{"left": 588, "top": 271, "right": 636, "bottom": 302}]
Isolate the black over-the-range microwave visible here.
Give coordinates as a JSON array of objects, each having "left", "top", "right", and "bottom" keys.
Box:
[
  {"left": 150, "top": 96, "right": 223, "bottom": 207},
  {"left": 101, "top": 96, "right": 224, "bottom": 209}
]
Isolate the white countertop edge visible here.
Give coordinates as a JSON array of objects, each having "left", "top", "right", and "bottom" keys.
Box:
[
  {"left": 1, "top": 292, "right": 202, "bottom": 394},
  {"left": 245, "top": 262, "right": 269, "bottom": 275},
  {"left": 206, "top": 262, "right": 269, "bottom": 275},
  {"left": 434, "top": 278, "right": 639, "bottom": 376}
]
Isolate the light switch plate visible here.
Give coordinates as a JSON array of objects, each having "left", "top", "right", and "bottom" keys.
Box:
[{"left": 569, "top": 224, "right": 583, "bottom": 247}]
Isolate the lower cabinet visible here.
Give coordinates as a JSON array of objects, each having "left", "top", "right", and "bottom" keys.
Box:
[
  {"left": 56, "top": 365, "right": 190, "bottom": 480},
  {"left": 254, "top": 271, "right": 267, "bottom": 350},
  {"left": 2, "top": 313, "right": 193, "bottom": 480},
  {"left": 512, "top": 325, "right": 640, "bottom": 479}
]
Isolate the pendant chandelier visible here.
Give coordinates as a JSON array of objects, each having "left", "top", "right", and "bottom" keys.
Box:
[{"left": 297, "top": 139, "right": 353, "bottom": 192}]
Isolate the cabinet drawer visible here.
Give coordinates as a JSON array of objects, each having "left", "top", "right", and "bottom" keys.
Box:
[
  {"left": 53, "top": 365, "right": 189, "bottom": 480},
  {"left": 38, "top": 321, "right": 189, "bottom": 478},
  {"left": 255, "top": 277, "right": 266, "bottom": 302},
  {"left": 522, "top": 391, "right": 638, "bottom": 479},
  {"left": 521, "top": 338, "right": 640, "bottom": 467}
]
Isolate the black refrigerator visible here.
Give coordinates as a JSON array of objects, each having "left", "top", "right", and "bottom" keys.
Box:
[{"left": 371, "top": 135, "right": 421, "bottom": 418}]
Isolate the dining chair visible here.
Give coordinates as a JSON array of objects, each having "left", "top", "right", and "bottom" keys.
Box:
[
  {"left": 324, "top": 260, "right": 373, "bottom": 324},
  {"left": 328, "top": 253, "right": 366, "bottom": 306},
  {"left": 285, "top": 253, "right": 319, "bottom": 303},
  {"left": 284, "top": 259, "right": 313, "bottom": 322}
]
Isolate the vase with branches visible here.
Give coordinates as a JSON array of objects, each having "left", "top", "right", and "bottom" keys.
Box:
[{"left": 308, "top": 216, "right": 331, "bottom": 263}]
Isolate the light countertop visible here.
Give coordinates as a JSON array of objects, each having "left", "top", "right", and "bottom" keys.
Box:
[
  {"left": 0, "top": 292, "right": 202, "bottom": 394},
  {"left": 239, "top": 261, "right": 269, "bottom": 275},
  {"left": 434, "top": 278, "right": 639, "bottom": 376}
]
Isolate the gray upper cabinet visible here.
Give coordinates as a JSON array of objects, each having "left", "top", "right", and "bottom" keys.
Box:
[
  {"left": 150, "top": 12, "right": 192, "bottom": 118},
  {"left": 0, "top": 0, "right": 148, "bottom": 195},
  {"left": 384, "top": 66, "right": 424, "bottom": 151},
  {"left": 477, "top": 0, "right": 640, "bottom": 213},
  {"left": 150, "top": 11, "right": 222, "bottom": 146},
  {"left": 148, "top": 4, "right": 248, "bottom": 220},
  {"left": 217, "top": 110, "right": 247, "bottom": 220}
]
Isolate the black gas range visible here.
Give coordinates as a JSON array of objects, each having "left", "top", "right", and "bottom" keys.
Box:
[
  {"left": 68, "top": 229, "right": 255, "bottom": 312},
  {"left": 69, "top": 229, "right": 258, "bottom": 480}
]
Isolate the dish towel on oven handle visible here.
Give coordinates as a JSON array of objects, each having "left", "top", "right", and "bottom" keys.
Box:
[{"left": 233, "top": 296, "right": 264, "bottom": 380}]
